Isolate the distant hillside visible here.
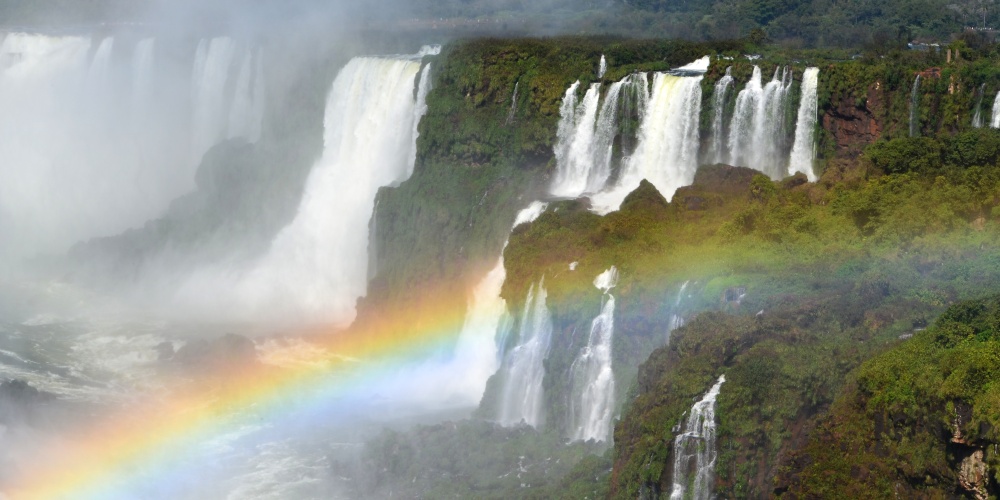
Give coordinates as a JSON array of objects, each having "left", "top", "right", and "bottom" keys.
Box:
[{"left": 1, "top": 0, "right": 986, "bottom": 48}]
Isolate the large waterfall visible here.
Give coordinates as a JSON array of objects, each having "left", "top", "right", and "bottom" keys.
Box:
[
  {"left": 788, "top": 67, "right": 820, "bottom": 181},
  {"left": 590, "top": 71, "right": 704, "bottom": 213},
  {"left": 727, "top": 66, "right": 794, "bottom": 179},
  {"left": 497, "top": 279, "right": 554, "bottom": 428},
  {"left": 204, "top": 55, "right": 433, "bottom": 325},
  {"left": 670, "top": 375, "right": 726, "bottom": 500},
  {"left": 0, "top": 34, "right": 264, "bottom": 262},
  {"left": 569, "top": 266, "right": 619, "bottom": 442}
]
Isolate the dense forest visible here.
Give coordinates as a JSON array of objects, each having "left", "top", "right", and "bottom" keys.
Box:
[{"left": 1, "top": 0, "right": 996, "bottom": 48}]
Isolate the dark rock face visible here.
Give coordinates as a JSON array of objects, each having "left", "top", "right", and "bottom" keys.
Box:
[{"left": 823, "top": 82, "right": 882, "bottom": 158}]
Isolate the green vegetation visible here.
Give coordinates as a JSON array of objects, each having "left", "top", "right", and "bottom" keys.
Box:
[
  {"left": 498, "top": 123, "right": 1000, "bottom": 496},
  {"left": 778, "top": 295, "right": 1000, "bottom": 498}
]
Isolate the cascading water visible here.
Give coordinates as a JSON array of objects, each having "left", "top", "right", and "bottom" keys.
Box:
[
  {"left": 590, "top": 71, "right": 703, "bottom": 213},
  {"left": 130, "top": 38, "right": 155, "bottom": 119},
  {"left": 670, "top": 375, "right": 726, "bottom": 500},
  {"left": 550, "top": 74, "right": 647, "bottom": 199},
  {"left": 506, "top": 81, "right": 519, "bottom": 125},
  {"left": 991, "top": 90, "right": 1000, "bottom": 129},
  {"left": 667, "top": 280, "right": 690, "bottom": 344},
  {"left": 191, "top": 37, "right": 237, "bottom": 163},
  {"left": 226, "top": 49, "right": 265, "bottom": 143},
  {"left": 0, "top": 34, "right": 207, "bottom": 261},
  {"left": 909, "top": 75, "right": 921, "bottom": 137},
  {"left": 569, "top": 266, "right": 619, "bottom": 442},
  {"left": 727, "top": 66, "right": 794, "bottom": 179},
  {"left": 497, "top": 279, "right": 554, "bottom": 428},
  {"left": 973, "top": 83, "right": 986, "bottom": 128},
  {"left": 177, "top": 55, "right": 433, "bottom": 325},
  {"left": 788, "top": 67, "right": 820, "bottom": 181},
  {"left": 438, "top": 202, "right": 548, "bottom": 405},
  {"left": 708, "top": 67, "right": 734, "bottom": 164},
  {"left": 551, "top": 82, "right": 603, "bottom": 197},
  {"left": 598, "top": 54, "right": 607, "bottom": 78}
]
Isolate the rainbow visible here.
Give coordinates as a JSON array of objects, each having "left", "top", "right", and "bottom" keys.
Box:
[{"left": 4, "top": 292, "right": 471, "bottom": 499}]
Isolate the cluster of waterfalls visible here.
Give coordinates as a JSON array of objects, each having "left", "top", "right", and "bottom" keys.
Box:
[
  {"left": 551, "top": 57, "right": 821, "bottom": 213},
  {"left": 0, "top": 40, "right": 803, "bottom": 493},
  {"left": 0, "top": 34, "right": 266, "bottom": 261}
]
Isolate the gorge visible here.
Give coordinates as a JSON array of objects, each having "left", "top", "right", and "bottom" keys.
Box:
[{"left": 2, "top": 27, "right": 1000, "bottom": 500}]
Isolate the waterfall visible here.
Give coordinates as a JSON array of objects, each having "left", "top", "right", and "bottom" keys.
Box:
[
  {"left": 506, "top": 81, "right": 518, "bottom": 125},
  {"left": 191, "top": 37, "right": 237, "bottom": 163},
  {"left": 909, "top": 75, "right": 921, "bottom": 137},
  {"left": 788, "top": 67, "right": 820, "bottom": 181},
  {"left": 727, "top": 66, "right": 794, "bottom": 179},
  {"left": 551, "top": 74, "right": 648, "bottom": 199},
  {"left": 408, "top": 63, "right": 433, "bottom": 176},
  {"left": 86, "top": 37, "right": 114, "bottom": 90},
  {"left": 991, "top": 91, "right": 1000, "bottom": 129},
  {"left": 130, "top": 38, "right": 155, "bottom": 118},
  {"left": 202, "top": 55, "right": 433, "bottom": 325},
  {"left": 446, "top": 202, "right": 548, "bottom": 404},
  {"left": 551, "top": 82, "right": 603, "bottom": 197},
  {"left": 0, "top": 34, "right": 198, "bottom": 259},
  {"left": 708, "top": 67, "right": 734, "bottom": 164},
  {"left": 667, "top": 280, "right": 690, "bottom": 344},
  {"left": 973, "top": 83, "right": 986, "bottom": 128},
  {"left": 670, "top": 375, "right": 726, "bottom": 500},
  {"left": 226, "top": 49, "right": 265, "bottom": 143},
  {"left": 619, "top": 72, "right": 649, "bottom": 156},
  {"left": 598, "top": 54, "right": 607, "bottom": 78},
  {"left": 590, "top": 71, "right": 703, "bottom": 214},
  {"left": 497, "top": 279, "right": 554, "bottom": 428},
  {"left": 569, "top": 266, "right": 619, "bottom": 442}
]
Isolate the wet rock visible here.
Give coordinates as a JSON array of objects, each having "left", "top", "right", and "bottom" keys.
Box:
[{"left": 958, "top": 449, "right": 988, "bottom": 500}]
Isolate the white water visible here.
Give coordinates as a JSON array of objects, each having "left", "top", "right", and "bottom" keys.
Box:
[
  {"left": 0, "top": 34, "right": 184, "bottom": 260},
  {"left": 551, "top": 74, "right": 650, "bottom": 199},
  {"left": 674, "top": 56, "right": 711, "bottom": 73},
  {"left": 436, "top": 202, "right": 548, "bottom": 406},
  {"left": 991, "top": 90, "right": 1000, "bottom": 129},
  {"left": 551, "top": 82, "right": 603, "bottom": 197},
  {"left": 666, "top": 280, "right": 690, "bottom": 344},
  {"left": 191, "top": 37, "right": 237, "bottom": 163},
  {"left": 788, "top": 67, "right": 820, "bottom": 181},
  {"left": 973, "top": 84, "right": 986, "bottom": 128},
  {"left": 598, "top": 54, "right": 607, "bottom": 78},
  {"left": 227, "top": 49, "right": 266, "bottom": 143},
  {"left": 910, "top": 75, "right": 922, "bottom": 137},
  {"left": 670, "top": 375, "right": 726, "bottom": 500},
  {"left": 569, "top": 266, "right": 619, "bottom": 442},
  {"left": 590, "top": 72, "right": 703, "bottom": 213},
  {"left": 506, "top": 81, "right": 519, "bottom": 125},
  {"left": 174, "top": 56, "right": 433, "bottom": 325},
  {"left": 708, "top": 67, "right": 734, "bottom": 164},
  {"left": 497, "top": 279, "right": 553, "bottom": 428},
  {"left": 727, "top": 66, "right": 794, "bottom": 179}
]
